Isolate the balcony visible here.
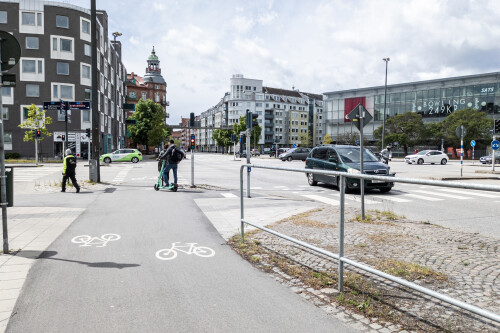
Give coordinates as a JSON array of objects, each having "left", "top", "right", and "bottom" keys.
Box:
[
  {"left": 265, "top": 138, "right": 275, "bottom": 144},
  {"left": 265, "top": 130, "right": 274, "bottom": 135},
  {"left": 265, "top": 114, "right": 274, "bottom": 120}
]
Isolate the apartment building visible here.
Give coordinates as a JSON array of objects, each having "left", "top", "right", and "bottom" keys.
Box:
[{"left": 0, "top": 0, "right": 126, "bottom": 158}]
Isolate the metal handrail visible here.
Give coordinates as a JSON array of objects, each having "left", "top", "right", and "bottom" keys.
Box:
[{"left": 239, "top": 164, "right": 500, "bottom": 324}]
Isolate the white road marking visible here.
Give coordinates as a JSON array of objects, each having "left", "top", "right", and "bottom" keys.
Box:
[
  {"left": 250, "top": 187, "right": 263, "bottom": 189},
  {"left": 434, "top": 188, "right": 500, "bottom": 198},
  {"left": 402, "top": 193, "right": 444, "bottom": 201},
  {"left": 371, "top": 195, "right": 411, "bottom": 203},
  {"left": 302, "top": 194, "right": 341, "bottom": 206},
  {"left": 413, "top": 190, "right": 471, "bottom": 200},
  {"left": 221, "top": 193, "right": 237, "bottom": 198},
  {"left": 156, "top": 242, "right": 215, "bottom": 260},
  {"left": 71, "top": 234, "right": 121, "bottom": 247},
  {"left": 329, "top": 193, "right": 379, "bottom": 205},
  {"left": 274, "top": 186, "right": 288, "bottom": 188}
]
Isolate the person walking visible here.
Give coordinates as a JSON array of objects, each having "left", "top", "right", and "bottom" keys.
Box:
[
  {"left": 62, "top": 149, "right": 80, "bottom": 193},
  {"left": 159, "top": 139, "right": 180, "bottom": 189}
]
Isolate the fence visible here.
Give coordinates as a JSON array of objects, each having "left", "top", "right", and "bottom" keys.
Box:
[{"left": 239, "top": 164, "right": 500, "bottom": 324}]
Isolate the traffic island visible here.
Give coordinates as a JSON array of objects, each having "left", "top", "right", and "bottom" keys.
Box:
[{"left": 228, "top": 206, "right": 500, "bottom": 333}]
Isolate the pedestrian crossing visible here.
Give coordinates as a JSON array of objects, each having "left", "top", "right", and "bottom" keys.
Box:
[
  {"left": 221, "top": 184, "right": 500, "bottom": 206},
  {"left": 13, "top": 166, "right": 60, "bottom": 182}
]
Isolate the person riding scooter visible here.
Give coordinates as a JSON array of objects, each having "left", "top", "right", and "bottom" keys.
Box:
[{"left": 380, "top": 145, "right": 392, "bottom": 164}]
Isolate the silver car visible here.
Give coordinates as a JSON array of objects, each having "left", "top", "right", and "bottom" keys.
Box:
[
  {"left": 280, "top": 147, "right": 311, "bottom": 161},
  {"left": 480, "top": 154, "right": 500, "bottom": 164}
]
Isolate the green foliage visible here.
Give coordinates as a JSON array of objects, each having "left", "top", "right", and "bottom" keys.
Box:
[
  {"left": 298, "top": 130, "right": 312, "bottom": 147},
  {"left": 18, "top": 104, "right": 53, "bottom": 142},
  {"left": 5, "top": 152, "right": 20, "bottom": 159},
  {"left": 128, "top": 99, "right": 170, "bottom": 149},
  {"left": 323, "top": 134, "right": 333, "bottom": 144},
  {"left": 336, "top": 133, "right": 369, "bottom": 146},
  {"left": 212, "top": 129, "right": 233, "bottom": 148},
  {"left": 232, "top": 114, "right": 262, "bottom": 147},
  {"left": 437, "top": 108, "right": 493, "bottom": 149},
  {"left": 373, "top": 111, "right": 426, "bottom": 154}
]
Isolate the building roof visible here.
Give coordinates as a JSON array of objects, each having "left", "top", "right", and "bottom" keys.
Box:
[
  {"left": 263, "top": 86, "right": 303, "bottom": 98},
  {"left": 300, "top": 92, "right": 323, "bottom": 100},
  {"left": 126, "top": 73, "right": 146, "bottom": 87}
]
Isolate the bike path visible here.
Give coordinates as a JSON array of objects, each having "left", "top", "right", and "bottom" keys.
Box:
[{"left": 6, "top": 163, "right": 355, "bottom": 333}]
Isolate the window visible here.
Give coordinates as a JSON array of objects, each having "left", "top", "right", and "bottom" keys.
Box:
[
  {"left": 56, "top": 15, "right": 68, "bottom": 28},
  {"left": 81, "top": 64, "right": 90, "bottom": 79},
  {"left": 84, "top": 88, "right": 91, "bottom": 100},
  {"left": 4, "top": 132, "right": 12, "bottom": 150},
  {"left": 2, "top": 106, "right": 8, "bottom": 120},
  {"left": 26, "top": 84, "right": 39, "bottom": 97},
  {"left": 83, "top": 110, "right": 90, "bottom": 122},
  {"left": 0, "top": 11, "right": 7, "bottom": 24},
  {"left": 51, "top": 83, "right": 74, "bottom": 101},
  {"left": 22, "top": 12, "right": 35, "bottom": 25},
  {"left": 84, "top": 44, "right": 91, "bottom": 56},
  {"left": 1, "top": 87, "right": 11, "bottom": 97},
  {"left": 57, "top": 62, "right": 69, "bottom": 75},
  {"left": 141, "top": 92, "right": 146, "bottom": 100},
  {"left": 22, "top": 59, "right": 36, "bottom": 73},
  {"left": 25, "top": 36, "right": 39, "bottom": 49},
  {"left": 81, "top": 19, "right": 90, "bottom": 33},
  {"left": 60, "top": 38, "right": 72, "bottom": 52}
]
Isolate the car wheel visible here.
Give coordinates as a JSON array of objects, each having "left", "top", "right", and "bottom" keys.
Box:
[
  {"left": 336, "top": 177, "right": 350, "bottom": 193},
  {"left": 307, "top": 173, "right": 317, "bottom": 186},
  {"left": 379, "top": 187, "right": 391, "bottom": 193},
  {"left": 131, "top": 157, "right": 139, "bottom": 163},
  {"left": 104, "top": 157, "right": 111, "bottom": 163},
  {"left": 417, "top": 158, "right": 424, "bottom": 165},
  {"left": 441, "top": 158, "right": 447, "bottom": 165},
  {"left": 287, "top": 156, "right": 293, "bottom": 161}
]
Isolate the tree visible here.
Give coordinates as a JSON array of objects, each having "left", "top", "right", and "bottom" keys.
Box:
[
  {"left": 437, "top": 108, "right": 493, "bottom": 149},
  {"left": 212, "top": 129, "right": 233, "bottom": 153},
  {"left": 336, "top": 132, "right": 369, "bottom": 146},
  {"left": 18, "top": 104, "right": 53, "bottom": 142},
  {"left": 323, "top": 134, "right": 333, "bottom": 144},
  {"left": 232, "top": 114, "right": 262, "bottom": 150},
  {"left": 128, "top": 99, "right": 170, "bottom": 152},
  {"left": 299, "top": 130, "right": 312, "bottom": 147},
  {"left": 373, "top": 111, "right": 426, "bottom": 154}
]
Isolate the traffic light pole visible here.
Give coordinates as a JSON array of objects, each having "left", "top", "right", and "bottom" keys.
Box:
[
  {"left": 246, "top": 128, "right": 251, "bottom": 198},
  {"left": 0, "top": 65, "right": 9, "bottom": 254},
  {"left": 90, "top": 0, "right": 100, "bottom": 182}
]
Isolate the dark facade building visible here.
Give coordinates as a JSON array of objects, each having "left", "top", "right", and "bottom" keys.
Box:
[{"left": 0, "top": 0, "right": 126, "bottom": 158}]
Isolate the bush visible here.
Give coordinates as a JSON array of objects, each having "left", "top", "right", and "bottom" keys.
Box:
[{"left": 5, "top": 152, "right": 20, "bottom": 159}]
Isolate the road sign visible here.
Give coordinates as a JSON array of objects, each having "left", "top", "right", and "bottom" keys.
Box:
[
  {"left": 67, "top": 102, "right": 90, "bottom": 110},
  {"left": 292, "top": 143, "right": 297, "bottom": 148},
  {"left": 470, "top": 140, "right": 476, "bottom": 147},
  {"left": 0, "top": 31, "right": 21, "bottom": 71},
  {"left": 492, "top": 140, "right": 500, "bottom": 151},
  {"left": 455, "top": 125, "right": 466, "bottom": 137},
  {"left": 43, "top": 101, "right": 61, "bottom": 110},
  {"left": 347, "top": 104, "right": 372, "bottom": 130}
]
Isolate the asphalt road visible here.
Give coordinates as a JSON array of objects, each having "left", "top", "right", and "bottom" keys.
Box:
[{"left": 7, "top": 162, "right": 355, "bottom": 333}]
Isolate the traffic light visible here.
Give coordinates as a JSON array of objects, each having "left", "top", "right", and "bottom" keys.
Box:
[
  {"left": 495, "top": 119, "right": 500, "bottom": 133},
  {"left": 36, "top": 130, "right": 41, "bottom": 138},
  {"left": 86, "top": 128, "right": 91, "bottom": 137},
  {"left": 251, "top": 112, "right": 258, "bottom": 128},
  {"left": 61, "top": 134, "right": 65, "bottom": 141},
  {"left": 189, "top": 112, "right": 195, "bottom": 127},
  {"left": 118, "top": 136, "right": 121, "bottom": 141},
  {"left": 190, "top": 136, "right": 195, "bottom": 150}
]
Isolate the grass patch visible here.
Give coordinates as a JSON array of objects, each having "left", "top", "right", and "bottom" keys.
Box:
[
  {"left": 375, "top": 259, "right": 448, "bottom": 282},
  {"left": 276, "top": 208, "right": 331, "bottom": 228},
  {"left": 350, "top": 209, "right": 401, "bottom": 225}
]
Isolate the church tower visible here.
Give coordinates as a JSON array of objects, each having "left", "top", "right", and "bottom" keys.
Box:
[{"left": 143, "top": 46, "right": 166, "bottom": 85}]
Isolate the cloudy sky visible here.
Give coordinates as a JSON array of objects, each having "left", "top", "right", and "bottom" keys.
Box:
[{"left": 68, "top": 0, "right": 500, "bottom": 124}]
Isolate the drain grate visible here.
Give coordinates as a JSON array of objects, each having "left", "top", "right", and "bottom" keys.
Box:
[{"left": 104, "top": 187, "right": 116, "bottom": 193}]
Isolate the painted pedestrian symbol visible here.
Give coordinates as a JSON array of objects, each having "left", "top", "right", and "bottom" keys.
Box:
[
  {"left": 156, "top": 242, "right": 215, "bottom": 260},
  {"left": 71, "top": 234, "right": 121, "bottom": 247}
]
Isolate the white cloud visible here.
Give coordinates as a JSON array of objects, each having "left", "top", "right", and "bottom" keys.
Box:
[{"left": 231, "top": 16, "right": 255, "bottom": 33}]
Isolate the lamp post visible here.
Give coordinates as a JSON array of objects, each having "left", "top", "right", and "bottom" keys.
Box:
[
  {"left": 112, "top": 31, "right": 122, "bottom": 150},
  {"left": 382, "top": 57, "right": 390, "bottom": 149}
]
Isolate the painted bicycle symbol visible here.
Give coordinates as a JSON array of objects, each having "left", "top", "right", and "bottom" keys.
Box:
[
  {"left": 71, "top": 234, "right": 121, "bottom": 247},
  {"left": 155, "top": 242, "right": 215, "bottom": 260}
]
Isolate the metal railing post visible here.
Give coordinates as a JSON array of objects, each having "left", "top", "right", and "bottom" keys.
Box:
[
  {"left": 338, "top": 175, "right": 345, "bottom": 293},
  {"left": 240, "top": 165, "right": 245, "bottom": 242}
]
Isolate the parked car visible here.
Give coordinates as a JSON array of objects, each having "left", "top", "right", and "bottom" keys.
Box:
[
  {"left": 100, "top": 149, "right": 142, "bottom": 163},
  {"left": 404, "top": 150, "right": 448, "bottom": 165},
  {"left": 235, "top": 150, "right": 247, "bottom": 158},
  {"left": 280, "top": 147, "right": 311, "bottom": 161},
  {"left": 479, "top": 153, "right": 500, "bottom": 164},
  {"left": 269, "top": 148, "right": 289, "bottom": 157},
  {"left": 251, "top": 149, "right": 261, "bottom": 156},
  {"left": 305, "top": 145, "right": 394, "bottom": 193}
]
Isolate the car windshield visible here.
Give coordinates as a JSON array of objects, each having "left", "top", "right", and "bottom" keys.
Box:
[
  {"left": 336, "top": 147, "right": 379, "bottom": 163},
  {"left": 287, "top": 148, "right": 296, "bottom": 153}
]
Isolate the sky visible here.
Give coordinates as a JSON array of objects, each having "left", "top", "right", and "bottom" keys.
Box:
[{"left": 66, "top": 0, "right": 500, "bottom": 125}]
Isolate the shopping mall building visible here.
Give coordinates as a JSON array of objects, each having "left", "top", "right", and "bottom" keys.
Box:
[{"left": 323, "top": 71, "right": 500, "bottom": 142}]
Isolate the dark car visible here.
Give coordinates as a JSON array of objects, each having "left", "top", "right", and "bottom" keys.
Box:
[
  {"left": 305, "top": 145, "right": 394, "bottom": 192},
  {"left": 280, "top": 147, "right": 311, "bottom": 161},
  {"left": 269, "top": 148, "right": 289, "bottom": 157},
  {"left": 480, "top": 153, "right": 500, "bottom": 164}
]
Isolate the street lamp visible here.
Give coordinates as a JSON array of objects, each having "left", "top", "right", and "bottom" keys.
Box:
[
  {"left": 382, "top": 57, "right": 390, "bottom": 149},
  {"left": 112, "top": 31, "right": 122, "bottom": 149}
]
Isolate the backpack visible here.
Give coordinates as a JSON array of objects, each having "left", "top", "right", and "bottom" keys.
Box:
[{"left": 171, "top": 147, "right": 184, "bottom": 163}]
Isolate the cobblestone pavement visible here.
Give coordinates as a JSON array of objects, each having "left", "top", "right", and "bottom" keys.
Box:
[{"left": 239, "top": 205, "right": 500, "bottom": 332}]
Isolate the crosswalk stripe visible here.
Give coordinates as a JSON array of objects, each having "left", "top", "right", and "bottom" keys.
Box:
[
  {"left": 371, "top": 195, "right": 411, "bottom": 203},
  {"left": 251, "top": 187, "right": 263, "bottom": 189},
  {"left": 221, "top": 193, "right": 237, "bottom": 198},
  {"left": 413, "top": 190, "right": 471, "bottom": 200},
  {"left": 403, "top": 193, "right": 444, "bottom": 201},
  {"left": 435, "top": 188, "right": 500, "bottom": 198},
  {"left": 329, "top": 193, "right": 379, "bottom": 205},
  {"left": 302, "top": 194, "right": 341, "bottom": 206}
]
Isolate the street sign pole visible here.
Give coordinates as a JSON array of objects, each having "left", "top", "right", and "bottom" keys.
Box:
[
  {"left": 190, "top": 132, "right": 195, "bottom": 187},
  {"left": 246, "top": 128, "right": 251, "bottom": 198},
  {"left": 460, "top": 126, "right": 463, "bottom": 177},
  {"left": 359, "top": 111, "right": 365, "bottom": 220}
]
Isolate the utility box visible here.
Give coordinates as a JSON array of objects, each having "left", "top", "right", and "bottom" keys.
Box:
[{"left": 5, "top": 167, "right": 13, "bottom": 207}]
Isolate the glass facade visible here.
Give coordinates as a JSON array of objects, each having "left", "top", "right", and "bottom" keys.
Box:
[{"left": 374, "top": 83, "right": 500, "bottom": 121}]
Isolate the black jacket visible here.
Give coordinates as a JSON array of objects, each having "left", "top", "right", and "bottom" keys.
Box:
[{"left": 159, "top": 144, "right": 177, "bottom": 164}]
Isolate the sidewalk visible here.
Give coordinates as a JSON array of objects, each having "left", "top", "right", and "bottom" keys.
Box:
[{"left": 0, "top": 207, "right": 85, "bottom": 332}]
